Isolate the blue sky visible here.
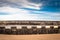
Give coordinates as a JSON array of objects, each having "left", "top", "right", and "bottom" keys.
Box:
[{"left": 0, "top": 0, "right": 60, "bottom": 21}]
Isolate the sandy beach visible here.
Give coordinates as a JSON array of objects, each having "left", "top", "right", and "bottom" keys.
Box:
[{"left": 0, "top": 34, "right": 60, "bottom": 40}]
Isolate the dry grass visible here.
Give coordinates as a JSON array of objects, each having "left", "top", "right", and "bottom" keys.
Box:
[{"left": 0, "top": 34, "right": 60, "bottom": 40}]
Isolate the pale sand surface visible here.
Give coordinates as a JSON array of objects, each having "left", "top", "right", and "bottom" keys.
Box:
[{"left": 0, "top": 34, "right": 60, "bottom": 40}]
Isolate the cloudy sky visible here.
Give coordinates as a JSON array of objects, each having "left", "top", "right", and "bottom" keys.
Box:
[{"left": 0, "top": 0, "right": 60, "bottom": 21}]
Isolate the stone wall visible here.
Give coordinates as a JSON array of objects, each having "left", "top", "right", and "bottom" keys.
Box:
[
  {"left": 0, "top": 21, "right": 60, "bottom": 34},
  {"left": 0, "top": 21, "right": 60, "bottom": 25},
  {"left": 0, "top": 25, "right": 60, "bottom": 34}
]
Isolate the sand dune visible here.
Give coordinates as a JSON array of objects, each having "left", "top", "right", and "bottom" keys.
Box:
[{"left": 0, "top": 34, "right": 60, "bottom": 40}]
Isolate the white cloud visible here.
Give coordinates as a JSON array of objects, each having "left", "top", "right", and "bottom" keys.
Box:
[
  {"left": 0, "top": 6, "right": 30, "bottom": 15},
  {"left": 0, "top": 6, "right": 60, "bottom": 21},
  {"left": 23, "top": 3, "right": 42, "bottom": 10},
  {"left": 33, "top": 11, "right": 60, "bottom": 17},
  {"left": 0, "top": 6, "right": 39, "bottom": 20},
  {"left": 0, "top": 0, "right": 60, "bottom": 21},
  {"left": 1, "top": 0, "right": 42, "bottom": 10}
]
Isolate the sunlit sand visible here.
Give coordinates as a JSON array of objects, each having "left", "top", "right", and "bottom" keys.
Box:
[{"left": 0, "top": 34, "right": 60, "bottom": 40}]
